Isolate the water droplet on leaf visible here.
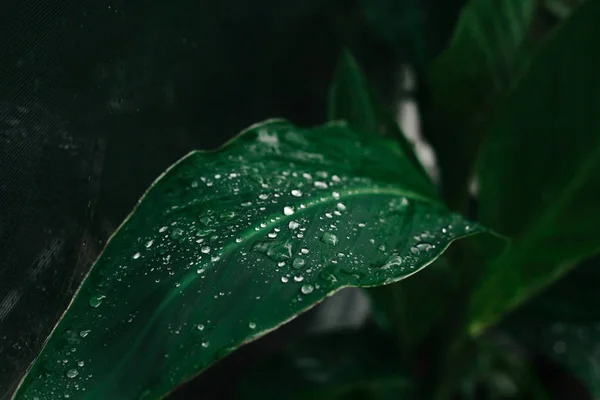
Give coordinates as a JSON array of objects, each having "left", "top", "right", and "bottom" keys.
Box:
[
  {"left": 89, "top": 294, "right": 106, "bottom": 308},
  {"left": 292, "top": 257, "right": 305, "bottom": 269},
  {"left": 301, "top": 284, "right": 314, "bottom": 294},
  {"left": 66, "top": 369, "right": 78, "bottom": 379},
  {"left": 320, "top": 232, "right": 338, "bottom": 246},
  {"left": 283, "top": 206, "right": 294, "bottom": 216}
]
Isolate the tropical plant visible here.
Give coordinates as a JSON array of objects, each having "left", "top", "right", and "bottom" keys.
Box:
[{"left": 7, "top": 0, "right": 600, "bottom": 399}]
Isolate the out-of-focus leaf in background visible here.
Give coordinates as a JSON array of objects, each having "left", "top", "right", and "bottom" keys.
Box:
[
  {"left": 469, "top": 0, "right": 600, "bottom": 335},
  {"left": 239, "top": 328, "right": 413, "bottom": 399},
  {"left": 423, "top": 0, "right": 536, "bottom": 211}
]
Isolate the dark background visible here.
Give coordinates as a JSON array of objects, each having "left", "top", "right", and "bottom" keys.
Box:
[{"left": 0, "top": 0, "right": 463, "bottom": 398}]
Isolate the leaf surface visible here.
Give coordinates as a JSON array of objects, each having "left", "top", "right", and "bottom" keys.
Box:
[
  {"left": 425, "top": 0, "right": 536, "bottom": 209},
  {"left": 470, "top": 0, "right": 600, "bottom": 334},
  {"left": 14, "top": 120, "right": 482, "bottom": 400}
]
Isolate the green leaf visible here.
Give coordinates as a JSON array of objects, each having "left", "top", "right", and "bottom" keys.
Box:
[
  {"left": 455, "top": 338, "right": 551, "bottom": 400},
  {"left": 425, "top": 0, "right": 536, "bottom": 210},
  {"left": 368, "top": 257, "right": 458, "bottom": 355},
  {"left": 14, "top": 120, "right": 482, "bottom": 400},
  {"left": 503, "top": 256, "right": 600, "bottom": 398},
  {"left": 239, "top": 328, "right": 413, "bottom": 399},
  {"left": 361, "top": 0, "right": 467, "bottom": 68},
  {"left": 327, "top": 50, "right": 431, "bottom": 185},
  {"left": 469, "top": 0, "right": 600, "bottom": 335}
]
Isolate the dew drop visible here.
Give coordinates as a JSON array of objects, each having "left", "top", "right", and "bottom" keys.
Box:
[
  {"left": 301, "top": 284, "right": 314, "bottom": 294},
  {"left": 336, "top": 202, "right": 346, "bottom": 211},
  {"left": 332, "top": 191, "right": 340, "bottom": 199},
  {"left": 301, "top": 248, "right": 309, "bottom": 254},
  {"left": 79, "top": 330, "right": 90, "bottom": 338},
  {"left": 416, "top": 243, "right": 433, "bottom": 252},
  {"left": 253, "top": 240, "right": 293, "bottom": 261},
  {"left": 66, "top": 369, "right": 78, "bottom": 379},
  {"left": 220, "top": 211, "right": 236, "bottom": 220},
  {"left": 294, "top": 276, "right": 304, "bottom": 282},
  {"left": 288, "top": 220, "right": 300, "bottom": 230},
  {"left": 381, "top": 255, "right": 402, "bottom": 269},
  {"left": 320, "top": 232, "right": 338, "bottom": 246},
  {"left": 201, "top": 341, "right": 210, "bottom": 348},
  {"left": 291, "top": 189, "right": 302, "bottom": 197},
  {"left": 197, "top": 324, "right": 205, "bottom": 331},
  {"left": 145, "top": 240, "right": 154, "bottom": 248},
  {"left": 410, "top": 246, "right": 420, "bottom": 255},
  {"left": 133, "top": 252, "right": 141, "bottom": 260},
  {"left": 283, "top": 206, "right": 294, "bottom": 216},
  {"left": 89, "top": 294, "right": 106, "bottom": 308},
  {"left": 314, "top": 181, "right": 328, "bottom": 189},
  {"left": 281, "top": 276, "right": 289, "bottom": 283},
  {"left": 196, "top": 228, "right": 215, "bottom": 237},
  {"left": 170, "top": 228, "right": 184, "bottom": 240},
  {"left": 201, "top": 246, "right": 211, "bottom": 254},
  {"left": 249, "top": 322, "right": 257, "bottom": 329},
  {"left": 292, "top": 257, "right": 305, "bottom": 269},
  {"left": 77, "top": 361, "right": 84, "bottom": 367},
  {"left": 159, "top": 226, "right": 168, "bottom": 233},
  {"left": 259, "top": 194, "right": 269, "bottom": 200}
]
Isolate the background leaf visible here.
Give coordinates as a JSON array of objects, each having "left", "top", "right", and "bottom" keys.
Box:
[
  {"left": 423, "top": 0, "right": 536, "bottom": 210},
  {"left": 239, "top": 327, "right": 413, "bottom": 399},
  {"left": 502, "top": 255, "right": 600, "bottom": 398},
  {"left": 469, "top": 0, "right": 600, "bottom": 334},
  {"left": 327, "top": 50, "right": 432, "bottom": 191},
  {"left": 14, "top": 120, "right": 483, "bottom": 400}
]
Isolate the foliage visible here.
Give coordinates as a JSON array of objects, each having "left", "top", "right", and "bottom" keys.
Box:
[{"left": 5, "top": 0, "right": 600, "bottom": 399}]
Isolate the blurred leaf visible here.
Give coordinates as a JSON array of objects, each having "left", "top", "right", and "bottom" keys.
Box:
[
  {"left": 424, "top": 0, "right": 536, "bottom": 210},
  {"left": 239, "top": 329, "right": 413, "bottom": 399},
  {"left": 502, "top": 256, "right": 600, "bottom": 398},
  {"left": 14, "top": 120, "right": 484, "bottom": 400},
  {"left": 455, "top": 338, "right": 550, "bottom": 400},
  {"left": 328, "top": 50, "right": 432, "bottom": 187},
  {"left": 368, "top": 257, "right": 458, "bottom": 354},
  {"left": 469, "top": 0, "right": 600, "bottom": 334},
  {"left": 361, "top": 0, "right": 467, "bottom": 67}
]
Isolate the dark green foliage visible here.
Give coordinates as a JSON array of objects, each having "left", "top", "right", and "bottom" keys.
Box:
[{"left": 3, "top": 0, "right": 600, "bottom": 399}]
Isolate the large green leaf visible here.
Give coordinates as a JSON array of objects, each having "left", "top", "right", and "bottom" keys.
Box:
[
  {"left": 14, "top": 120, "right": 482, "bottom": 400},
  {"left": 469, "top": 0, "right": 600, "bottom": 335},
  {"left": 239, "top": 328, "right": 413, "bottom": 399},
  {"left": 425, "top": 0, "right": 536, "bottom": 210},
  {"left": 503, "top": 256, "right": 600, "bottom": 398},
  {"left": 327, "top": 50, "right": 432, "bottom": 190}
]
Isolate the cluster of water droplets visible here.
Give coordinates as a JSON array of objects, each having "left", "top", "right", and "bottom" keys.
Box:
[{"left": 19, "top": 122, "right": 479, "bottom": 399}]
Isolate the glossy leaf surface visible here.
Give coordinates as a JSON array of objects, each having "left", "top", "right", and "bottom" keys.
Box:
[
  {"left": 470, "top": 0, "right": 600, "bottom": 334},
  {"left": 425, "top": 0, "right": 536, "bottom": 209},
  {"left": 14, "top": 120, "right": 482, "bottom": 400},
  {"left": 240, "top": 329, "right": 413, "bottom": 399},
  {"left": 327, "top": 50, "right": 431, "bottom": 189}
]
